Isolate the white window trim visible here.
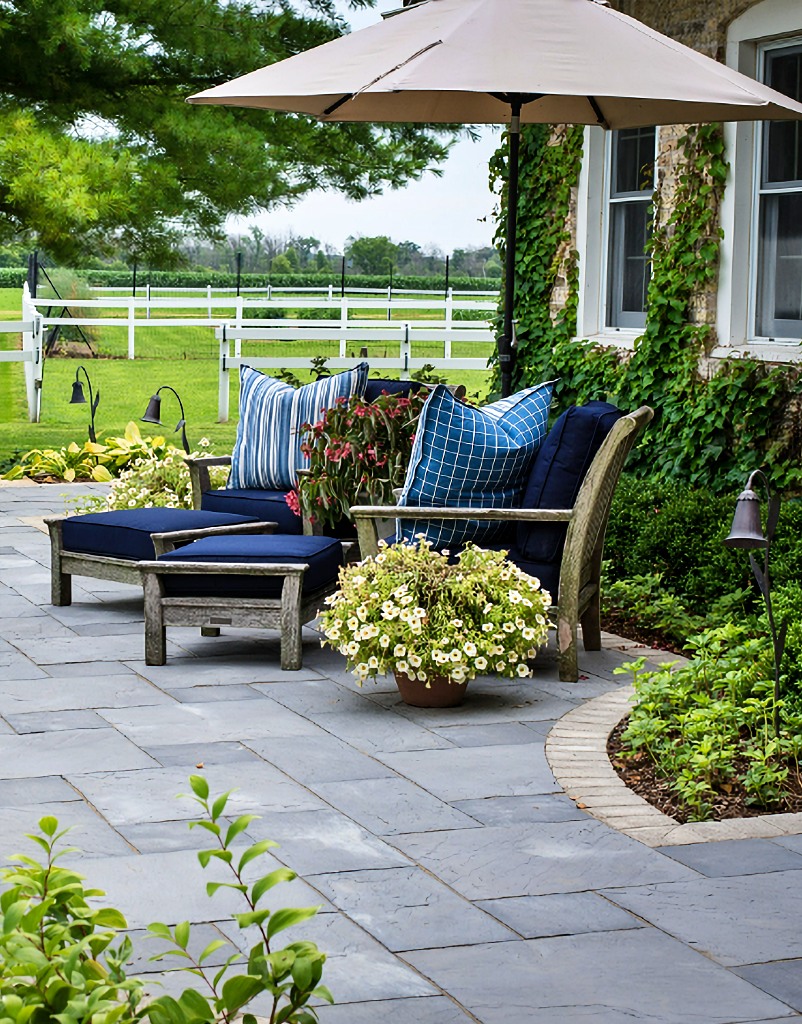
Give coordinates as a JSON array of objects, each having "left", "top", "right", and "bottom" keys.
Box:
[
  {"left": 575, "top": 126, "right": 657, "bottom": 344},
  {"left": 719, "top": 0, "right": 802, "bottom": 357}
]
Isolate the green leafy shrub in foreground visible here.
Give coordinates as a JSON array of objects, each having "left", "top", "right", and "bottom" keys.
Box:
[
  {"left": 617, "top": 625, "right": 802, "bottom": 821},
  {"left": 0, "top": 776, "right": 332, "bottom": 1024}
]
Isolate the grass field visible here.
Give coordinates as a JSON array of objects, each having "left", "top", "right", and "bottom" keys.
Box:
[{"left": 0, "top": 287, "right": 494, "bottom": 463}]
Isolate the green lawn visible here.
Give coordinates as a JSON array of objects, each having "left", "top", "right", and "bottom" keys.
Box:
[{"left": 0, "top": 285, "right": 494, "bottom": 462}]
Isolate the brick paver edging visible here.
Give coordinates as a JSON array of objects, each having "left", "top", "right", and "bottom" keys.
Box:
[{"left": 545, "top": 684, "right": 802, "bottom": 847}]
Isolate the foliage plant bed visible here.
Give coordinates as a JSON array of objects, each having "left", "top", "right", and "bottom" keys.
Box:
[
  {"left": 608, "top": 715, "right": 802, "bottom": 824},
  {"left": 600, "top": 611, "right": 687, "bottom": 657}
]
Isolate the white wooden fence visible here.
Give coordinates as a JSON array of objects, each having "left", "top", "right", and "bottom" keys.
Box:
[{"left": 1, "top": 285, "right": 43, "bottom": 421}]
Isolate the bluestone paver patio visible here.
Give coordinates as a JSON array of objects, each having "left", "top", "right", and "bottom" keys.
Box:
[{"left": 0, "top": 483, "right": 801, "bottom": 1023}]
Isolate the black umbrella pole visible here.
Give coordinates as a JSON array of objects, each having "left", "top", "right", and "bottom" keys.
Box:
[{"left": 501, "top": 105, "right": 521, "bottom": 399}]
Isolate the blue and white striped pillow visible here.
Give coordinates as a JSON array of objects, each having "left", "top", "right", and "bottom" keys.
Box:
[
  {"left": 397, "top": 381, "right": 555, "bottom": 548},
  {"left": 229, "top": 363, "right": 369, "bottom": 490}
]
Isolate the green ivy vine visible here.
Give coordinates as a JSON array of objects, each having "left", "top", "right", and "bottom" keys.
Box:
[{"left": 492, "top": 122, "right": 802, "bottom": 491}]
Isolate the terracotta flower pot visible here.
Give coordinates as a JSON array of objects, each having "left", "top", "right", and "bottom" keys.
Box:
[{"left": 394, "top": 671, "right": 468, "bottom": 708}]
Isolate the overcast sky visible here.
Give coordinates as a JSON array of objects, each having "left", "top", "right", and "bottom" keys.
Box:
[{"left": 234, "top": 1, "right": 501, "bottom": 255}]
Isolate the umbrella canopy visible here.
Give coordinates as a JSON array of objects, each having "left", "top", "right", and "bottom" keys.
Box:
[{"left": 189, "top": 0, "right": 802, "bottom": 394}]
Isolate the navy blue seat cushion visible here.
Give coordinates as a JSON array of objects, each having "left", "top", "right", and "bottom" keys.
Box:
[
  {"left": 516, "top": 401, "right": 623, "bottom": 565},
  {"left": 363, "top": 379, "right": 423, "bottom": 403},
  {"left": 201, "top": 488, "right": 303, "bottom": 535},
  {"left": 158, "top": 534, "right": 343, "bottom": 599},
  {"left": 61, "top": 509, "right": 259, "bottom": 563}
]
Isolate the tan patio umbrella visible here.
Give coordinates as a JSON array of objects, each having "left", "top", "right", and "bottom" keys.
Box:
[{"left": 188, "top": 0, "right": 802, "bottom": 396}]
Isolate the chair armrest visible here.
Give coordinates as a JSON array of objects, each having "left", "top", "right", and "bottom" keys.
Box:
[
  {"left": 138, "top": 561, "right": 307, "bottom": 577},
  {"left": 183, "top": 456, "right": 233, "bottom": 468},
  {"left": 184, "top": 456, "right": 232, "bottom": 510},
  {"left": 350, "top": 506, "right": 574, "bottom": 523},
  {"left": 150, "top": 521, "right": 277, "bottom": 556}
]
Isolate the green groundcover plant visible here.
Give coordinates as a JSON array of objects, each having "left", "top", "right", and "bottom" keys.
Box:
[
  {"left": 320, "top": 537, "right": 552, "bottom": 687},
  {"left": 0, "top": 777, "right": 332, "bottom": 1024},
  {"left": 617, "top": 626, "right": 802, "bottom": 821}
]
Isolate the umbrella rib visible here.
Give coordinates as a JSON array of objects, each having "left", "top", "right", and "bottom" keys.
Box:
[
  {"left": 321, "top": 40, "right": 443, "bottom": 118},
  {"left": 587, "top": 95, "right": 610, "bottom": 130}
]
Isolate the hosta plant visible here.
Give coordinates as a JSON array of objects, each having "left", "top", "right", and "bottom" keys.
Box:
[
  {"left": 320, "top": 537, "right": 552, "bottom": 687},
  {"left": 299, "top": 389, "right": 428, "bottom": 529}
]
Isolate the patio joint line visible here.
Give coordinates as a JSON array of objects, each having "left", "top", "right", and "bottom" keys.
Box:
[{"left": 545, "top": 684, "right": 802, "bottom": 847}]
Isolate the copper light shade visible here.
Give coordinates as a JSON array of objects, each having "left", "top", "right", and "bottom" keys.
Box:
[
  {"left": 141, "top": 386, "right": 190, "bottom": 453},
  {"left": 722, "top": 487, "right": 768, "bottom": 550},
  {"left": 70, "top": 366, "right": 99, "bottom": 443}
]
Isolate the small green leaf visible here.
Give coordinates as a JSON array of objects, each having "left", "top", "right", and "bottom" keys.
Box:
[
  {"left": 2, "top": 900, "right": 30, "bottom": 934},
  {"left": 238, "top": 839, "right": 279, "bottom": 873},
  {"left": 291, "top": 956, "right": 313, "bottom": 992},
  {"left": 267, "top": 906, "right": 321, "bottom": 942},
  {"left": 147, "top": 922, "right": 173, "bottom": 940},
  {"left": 94, "top": 908, "right": 127, "bottom": 929},
  {"left": 311, "top": 984, "right": 334, "bottom": 1005},
  {"left": 252, "top": 868, "right": 296, "bottom": 906},
  {"left": 233, "top": 909, "right": 271, "bottom": 929},
  {"left": 211, "top": 788, "right": 237, "bottom": 821},
  {"left": 174, "top": 921, "right": 190, "bottom": 950},
  {"left": 189, "top": 776, "right": 209, "bottom": 800},
  {"left": 224, "top": 814, "right": 260, "bottom": 847},
  {"left": 178, "top": 988, "right": 214, "bottom": 1021},
  {"left": 198, "top": 938, "right": 228, "bottom": 964},
  {"left": 221, "top": 975, "right": 262, "bottom": 1014},
  {"left": 206, "top": 882, "right": 247, "bottom": 898}
]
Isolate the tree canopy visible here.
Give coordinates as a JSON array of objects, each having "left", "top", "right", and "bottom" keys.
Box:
[
  {"left": 346, "top": 235, "right": 399, "bottom": 275},
  {"left": 0, "top": 0, "right": 455, "bottom": 265}
]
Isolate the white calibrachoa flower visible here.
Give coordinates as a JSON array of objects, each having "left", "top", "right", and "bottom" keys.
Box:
[{"left": 319, "top": 538, "right": 551, "bottom": 689}]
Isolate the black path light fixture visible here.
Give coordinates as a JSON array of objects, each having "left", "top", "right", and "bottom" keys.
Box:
[
  {"left": 722, "top": 469, "right": 788, "bottom": 735},
  {"left": 141, "top": 385, "right": 191, "bottom": 454},
  {"left": 70, "top": 366, "right": 100, "bottom": 443}
]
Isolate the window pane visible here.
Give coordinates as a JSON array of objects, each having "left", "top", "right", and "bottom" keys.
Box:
[
  {"left": 613, "top": 127, "right": 656, "bottom": 196},
  {"left": 607, "top": 201, "right": 652, "bottom": 328},
  {"left": 764, "top": 48, "right": 802, "bottom": 185},
  {"left": 757, "top": 192, "right": 802, "bottom": 338}
]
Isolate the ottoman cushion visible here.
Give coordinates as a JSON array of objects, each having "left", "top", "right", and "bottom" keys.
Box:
[
  {"left": 61, "top": 509, "right": 259, "bottom": 563},
  {"left": 158, "top": 534, "right": 344, "bottom": 598},
  {"left": 200, "top": 488, "right": 303, "bottom": 535}
]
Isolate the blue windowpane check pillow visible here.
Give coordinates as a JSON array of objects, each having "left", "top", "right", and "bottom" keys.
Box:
[
  {"left": 397, "top": 380, "right": 556, "bottom": 548},
  {"left": 229, "top": 363, "right": 369, "bottom": 490}
]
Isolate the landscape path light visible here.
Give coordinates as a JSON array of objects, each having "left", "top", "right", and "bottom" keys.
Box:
[
  {"left": 722, "top": 469, "right": 787, "bottom": 736},
  {"left": 69, "top": 366, "right": 100, "bottom": 444},
  {"left": 141, "top": 385, "right": 191, "bottom": 455}
]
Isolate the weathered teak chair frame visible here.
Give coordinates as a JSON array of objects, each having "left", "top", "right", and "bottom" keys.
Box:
[
  {"left": 43, "top": 517, "right": 276, "bottom": 607},
  {"left": 350, "top": 406, "right": 654, "bottom": 683}
]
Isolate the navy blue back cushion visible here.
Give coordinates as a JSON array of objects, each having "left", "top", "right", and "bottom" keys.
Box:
[
  {"left": 62, "top": 509, "right": 258, "bottom": 562},
  {"left": 158, "top": 534, "right": 343, "bottom": 598},
  {"left": 516, "top": 402, "right": 623, "bottom": 565},
  {"left": 363, "top": 379, "right": 423, "bottom": 403},
  {"left": 201, "top": 488, "right": 303, "bottom": 535}
]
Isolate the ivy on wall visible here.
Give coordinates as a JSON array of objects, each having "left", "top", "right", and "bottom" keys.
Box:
[{"left": 492, "top": 122, "right": 802, "bottom": 490}]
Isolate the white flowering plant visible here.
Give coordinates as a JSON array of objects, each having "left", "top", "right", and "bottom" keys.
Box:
[
  {"left": 320, "top": 537, "right": 553, "bottom": 687},
  {"left": 70, "top": 436, "right": 228, "bottom": 513}
]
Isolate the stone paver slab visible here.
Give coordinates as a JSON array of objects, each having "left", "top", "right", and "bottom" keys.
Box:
[
  {"left": 316, "top": 996, "right": 471, "bottom": 1023},
  {"left": 0, "top": 800, "right": 133, "bottom": 860},
  {"left": 0, "top": 675, "right": 166, "bottom": 714},
  {"left": 603, "top": 870, "right": 802, "bottom": 966},
  {"left": 142, "top": 741, "right": 262, "bottom": 767},
  {"left": 308, "top": 866, "right": 516, "bottom": 951},
  {"left": 314, "top": 777, "right": 481, "bottom": 837},
  {"left": 431, "top": 723, "right": 541, "bottom": 747},
  {"left": 657, "top": 838, "right": 802, "bottom": 877},
  {"left": 451, "top": 794, "right": 588, "bottom": 826},
  {"left": 476, "top": 891, "right": 642, "bottom": 938},
  {"left": 371, "top": 684, "right": 576, "bottom": 727},
  {"left": 0, "top": 728, "right": 158, "bottom": 779},
  {"left": 246, "top": 734, "right": 395, "bottom": 785},
  {"left": 70, "top": 762, "right": 327, "bottom": 825},
  {"left": 98, "top": 699, "right": 320, "bottom": 746},
  {"left": 5, "top": 709, "right": 108, "bottom": 733},
  {"left": 733, "top": 961, "right": 802, "bottom": 1013},
  {"left": 402, "top": 931, "right": 793, "bottom": 1024},
  {"left": 391, "top": 819, "right": 700, "bottom": 900},
  {"left": 123, "top": 657, "right": 322, "bottom": 688},
  {"left": 377, "top": 743, "right": 557, "bottom": 801}
]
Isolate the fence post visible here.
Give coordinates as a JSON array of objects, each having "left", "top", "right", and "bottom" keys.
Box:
[
  {"left": 328, "top": 283, "right": 333, "bottom": 302},
  {"left": 207, "top": 284, "right": 212, "bottom": 321},
  {"left": 127, "top": 297, "right": 135, "bottom": 359},
  {"left": 146, "top": 283, "right": 151, "bottom": 320},
  {"left": 21, "top": 285, "right": 42, "bottom": 422},
  {"left": 445, "top": 286, "right": 453, "bottom": 359},
  {"left": 340, "top": 296, "right": 348, "bottom": 358},
  {"left": 218, "top": 328, "right": 230, "bottom": 423},
  {"left": 400, "top": 323, "right": 411, "bottom": 381}
]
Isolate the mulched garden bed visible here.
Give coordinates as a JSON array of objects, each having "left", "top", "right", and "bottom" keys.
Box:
[
  {"left": 600, "top": 612, "right": 687, "bottom": 657},
  {"left": 608, "top": 715, "right": 802, "bottom": 823}
]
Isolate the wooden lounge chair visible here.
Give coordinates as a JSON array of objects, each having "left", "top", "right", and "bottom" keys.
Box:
[{"left": 351, "top": 405, "right": 654, "bottom": 683}]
